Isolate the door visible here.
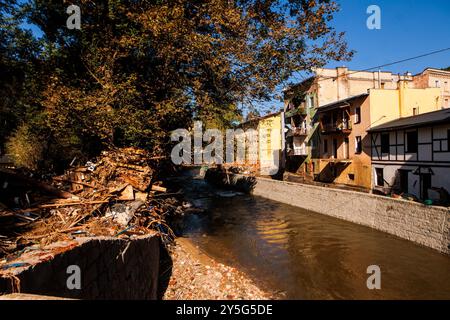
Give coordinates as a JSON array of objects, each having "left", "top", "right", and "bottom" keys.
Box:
[
  {"left": 398, "top": 170, "right": 408, "bottom": 193},
  {"left": 332, "top": 139, "right": 338, "bottom": 159},
  {"left": 344, "top": 138, "right": 349, "bottom": 159},
  {"left": 421, "top": 174, "right": 432, "bottom": 200}
]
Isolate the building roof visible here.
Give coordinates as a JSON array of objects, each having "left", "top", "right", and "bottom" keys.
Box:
[
  {"left": 282, "top": 76, "right": 315, "bottom": 93},
  {"left": 368, "top": 108, "right": 450, "bottom": 132},
  {"left": 414, "top": 67, "right": 450, "bottom": 77},
  {"left": 317, "top": 93, "right": 369, "bottom": 113},
  {"left": 238, "top": 110, "right": 282, "bottom": 126}
]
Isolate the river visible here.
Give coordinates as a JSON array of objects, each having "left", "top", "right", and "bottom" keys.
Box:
[{"left": 174, "top": 174, "right": 450, "bottom": 300}]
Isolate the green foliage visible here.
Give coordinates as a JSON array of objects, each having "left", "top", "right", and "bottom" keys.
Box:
[
  {"left": 6, "top": 124, "right": 45, "bottom": 170},
  {"left": 1, "top": 0, "right": 352, "bottom": 171}
]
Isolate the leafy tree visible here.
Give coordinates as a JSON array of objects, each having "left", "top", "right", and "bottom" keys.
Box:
[
  {"left": 0, "top": 0, "right": 42, "bottom": 153},
  {"left": 2, "top": 0, "right": 352, "bottom": 171}
]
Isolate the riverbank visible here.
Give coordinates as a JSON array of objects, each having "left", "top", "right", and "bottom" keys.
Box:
[{"left": 163, "top": 238, "right": 273, "bottom": 300}]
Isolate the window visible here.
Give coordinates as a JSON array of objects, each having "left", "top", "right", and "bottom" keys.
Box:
[
  {"left": 309, "top": 95, "right": 315, "bottom": 108},
  {"left": 381, "top": 133, "right": 390, "bottom": 153},
  {"left": 422, "top": 174, "right": 432, "bottom": 200},
  {"left": 344, "top": 137, "right": 349, "bottom": 159},
  {"left": 406, "top": 131, "right": 418, "bottom": 153},
  {"left": 435, "top": 80, "right": 440, "bottom": 88},
  {"left": 354, "top": 107, "right": 361, "bottom": 124},
  {"left": 447, "top": 130, "right": 450, "bottom": 151},
  {"left": 323, "top": 139, "right": 328, "bottom": 154},
  {"left": 332, "top": 139, "right": 337, "bottom": 159},
  {"left": 398, "top": 170, "right": 409, "bottom": 193},
  {"left": 380, "top": 82, "right": 385, "bottom": 89},
  {"left": 355, "top": 136, "right": 362, "bottom": 154},
  {"left": 375, "top": 168, "right": 384, "bottom": 187},
  {"left": 412, "top": 107, "right": 418, "bottom": 115},
  {"left": 348, "top": 173, "right": 355, "bottom": 180}
]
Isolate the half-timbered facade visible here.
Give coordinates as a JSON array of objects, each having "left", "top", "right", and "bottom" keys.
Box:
[{"left": 369, "top": 109, "right": 450, "bottom": 201}]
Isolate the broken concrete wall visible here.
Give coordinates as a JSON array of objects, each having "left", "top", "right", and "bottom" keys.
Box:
[{"left": 0, "top": 234, "right": 161, "bottom": 299}]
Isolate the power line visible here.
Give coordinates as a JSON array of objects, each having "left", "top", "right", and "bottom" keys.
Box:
[{"left": 315, "top": 46, "right": 450, "bottom": 83}]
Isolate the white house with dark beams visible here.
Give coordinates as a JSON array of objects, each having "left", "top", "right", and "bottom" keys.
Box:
[{"left": 368, "top": 108, "right": 450, "bottom": 203}]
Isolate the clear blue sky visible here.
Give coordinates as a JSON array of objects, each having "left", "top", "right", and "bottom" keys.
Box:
[
  {"left": 328, "top": 0, "right": 450, "bottom": 73},
  {"left": 260, "top": 0, "right": 450, "bottom": 114}
]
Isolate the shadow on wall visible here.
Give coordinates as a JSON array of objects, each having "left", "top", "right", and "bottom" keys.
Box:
[
  {"left": 268, "top": 149, "right": 284, "bottom": 180},
  {"left": 157, "top": 241, "right": 173, "bottom": 300},
  {"left": 285, "top": 155, "right": 307, "bottom": 174},
  {"left": 313, "top": 133, "right": 372, "bottom": 188},
  {"left": 0, "top": 236, "right": 172, "bottom": 300},
  {"left": 316, "top": 161, "right": 352, "bottom": 183}
]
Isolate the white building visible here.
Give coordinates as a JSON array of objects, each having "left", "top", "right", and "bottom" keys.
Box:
[{"left": 369, "top": 109, "right": 450, "bottom": 203}]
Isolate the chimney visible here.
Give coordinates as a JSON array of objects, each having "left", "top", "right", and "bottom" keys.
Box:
[
  {"left": 398, "top": 79, "right": 407, "bottom": 116},
  {"left": 336, "top": 67, "right": 349, "bottom": 100}
]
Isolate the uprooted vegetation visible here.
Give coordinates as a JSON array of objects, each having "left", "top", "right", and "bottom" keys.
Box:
[{"left": 0, "top": 147, "right": 186, "bottom": 260}]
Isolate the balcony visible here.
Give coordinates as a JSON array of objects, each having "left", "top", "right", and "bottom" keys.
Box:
[
  {"left": 288, "top": 146, "right": 308, "bottom": 156},
  {"left": 285, "top": 106, "right": 307, "bottom": 119},
  {"left": 321, "top": 121, "right": 352, "bottom": 134},
  {"left": 287, "top": 127, "right": 308, "bottom": 137},
  {"left": 319, "top": 158, "right": 352, "bottom": 164}
]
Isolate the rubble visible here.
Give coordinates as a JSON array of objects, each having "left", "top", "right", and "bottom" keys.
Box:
[
  {"left": 0, "top": 148, "right": 271, "bottom": 300},
  {"left": 0, "top": 147, "right": 180, "bottom": 261},
  {"left": 163, "top": 238, "right": 274, "bottom": 300}
]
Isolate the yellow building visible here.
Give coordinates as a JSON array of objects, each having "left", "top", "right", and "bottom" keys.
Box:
[
  {"left": 313, "top": 81, "right": 442, "bottom": 190},
  {"left": 238, "top": 111, "right": 284, "bottom": 176},
  {"left": 257, "top": 113, "right": 284, "bottom": 175},
  {"left": 369, "top": 80, "right": 442, "bottom": 127}
]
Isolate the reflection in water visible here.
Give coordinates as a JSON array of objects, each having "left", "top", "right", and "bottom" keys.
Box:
[{"left": 180, "top": 178, "right": 450, "bottom": 299}]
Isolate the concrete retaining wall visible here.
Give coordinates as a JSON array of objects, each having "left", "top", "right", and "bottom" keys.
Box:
[
  {"left": 221, "top": 173, "right": 450, "bottom": 254},
  {"left": 0, "top": 234, "right": 162, "bottom": 299}
]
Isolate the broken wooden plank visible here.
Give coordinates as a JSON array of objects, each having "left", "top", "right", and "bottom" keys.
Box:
[
  {"left": 0, "top": 168, "right": 76, "bottom": 199},
  {"left": 116, "top": 163, "right": 146, "bottom": 172},
  {"left": 16, "top": 200, "right": 110, "bottom": 212},
  {"left": 122, "top": 176, "right": 147, "bottom": 192},
  {"left": 118, "top": 185, "right": 135, "bottom": 201},
  {"left": 52, "top": 177, "right": 96, "bottom": 189},
  {"left": 151, "top": 185, "right": 167, "bottom": 193}
]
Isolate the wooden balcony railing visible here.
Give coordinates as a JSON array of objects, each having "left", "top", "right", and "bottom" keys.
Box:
[{"left": 321, "top": 121, "right": 352, "bottom": 133}]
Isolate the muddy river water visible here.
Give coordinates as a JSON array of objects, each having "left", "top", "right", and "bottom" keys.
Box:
[{"left": 176, "top": 176, "right": 450, "bottom": 299}]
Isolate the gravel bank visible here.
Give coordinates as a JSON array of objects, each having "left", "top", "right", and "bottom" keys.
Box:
[{"left": 163, "top": 238, "right": 274, "bottom": 300}]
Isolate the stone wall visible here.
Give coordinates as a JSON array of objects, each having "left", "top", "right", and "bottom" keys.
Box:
[
  {"left": 220, "top": 173, "right": 450, "bottom": 254},
  {"left": 0, "top": 234, "right": 162, "bottom": 299}
]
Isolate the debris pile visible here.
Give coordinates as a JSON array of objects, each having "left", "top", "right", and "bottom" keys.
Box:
[{"left": 0, "top": 147, "right": 180, "bottom": 260}]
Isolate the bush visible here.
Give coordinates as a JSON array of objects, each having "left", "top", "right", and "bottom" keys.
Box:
[{"left": 6, "top": 124, "right": 46, "bottom": 170}]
